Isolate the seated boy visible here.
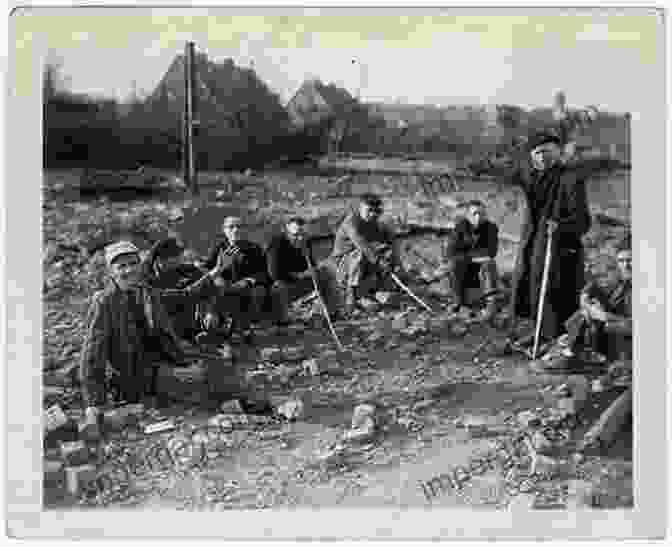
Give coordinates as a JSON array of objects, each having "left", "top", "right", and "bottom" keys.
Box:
[
  {"left": 441, "top": 200, "right": 500, "bottom": 320},
  {"left": 537, "top": 237, "right": 632, "bottom": 372},
  {"left": 266, "top": 216, "right": 318, "bottom": 326}
]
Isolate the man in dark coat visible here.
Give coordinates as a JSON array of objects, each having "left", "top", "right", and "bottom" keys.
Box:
[
  {"left": 505, "top": 131, "right": 592, "bottom": 342},
  {"left": 201, "top": 216, "right": 269, "bottom": 343},
  {"left": 143, "top": 237, "right": 215, "bottom": 341},
  {"left": 442, "top": 199, "right": 500, "bottom": 320},
  {"left": 266, "top": 216, "right": 318, "bottom": 326}
]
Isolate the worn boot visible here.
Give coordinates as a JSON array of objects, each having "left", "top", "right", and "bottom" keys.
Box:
[
  {"left": 344, "top": 286, "right": 358, "bottom": 317},
  {"left": 480, "top": 299, "right": 498, "bottom": 322}
]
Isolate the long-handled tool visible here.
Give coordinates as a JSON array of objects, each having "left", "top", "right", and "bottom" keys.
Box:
[
  {"left": 305, "top": 254, "right": 346, "bottom": 353},
  {"left": 390, "top": 272, "right": 433, "bottom": 313},
  {"left": 531, "top": 224, "right": 556, "bottom": 360}
]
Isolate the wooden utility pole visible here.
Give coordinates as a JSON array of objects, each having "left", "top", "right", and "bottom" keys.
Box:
[
  {"left": 625, "top": 112, "right": 631, "bottom": 224},
  {"left": 183, "top": 41, "right": 198, "bottom": 195}
]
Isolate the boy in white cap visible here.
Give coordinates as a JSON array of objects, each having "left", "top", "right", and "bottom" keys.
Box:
[{"left": 79, "top": 240, "right": 226, "bottom": 437}]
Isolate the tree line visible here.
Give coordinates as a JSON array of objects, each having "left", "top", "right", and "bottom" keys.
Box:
[{"left": 43, "top": 58, "right": 628, "bottom": 172}]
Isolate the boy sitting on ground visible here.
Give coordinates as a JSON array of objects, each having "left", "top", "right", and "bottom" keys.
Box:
[
  {"left": 536, "top": 236, "right": 632, "bottom": 372},
  {"left": 266, "top": 216, "right": 321, "bottom": 327},
  {"left": 440, "top": 200, "right": 500, "bottom": 321}
]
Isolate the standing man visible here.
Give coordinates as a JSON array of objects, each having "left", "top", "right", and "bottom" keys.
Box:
[
  {"left": 202, "top": 216, "right": 269, "bottom": 343},
  {"left": 442, "top": 200, "right": 500, "bottom": 320},
  {"left": 266, "top": 216, "right": 317, "bottom": 326},
  {"left": 328, "top": 193, "right": 402, "bottom": 315},
  {"left": 506, "top": 131, "right": 592, "bottom": 344}
]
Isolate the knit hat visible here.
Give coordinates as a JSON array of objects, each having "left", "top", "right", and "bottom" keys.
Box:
[{"left": 105, "top": 241, "right": 139, "bottom": 266}]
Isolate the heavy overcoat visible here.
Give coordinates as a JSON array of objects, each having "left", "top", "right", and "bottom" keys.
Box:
[{"left": 507, "top": 162, "right": 592, "bottom": 339}]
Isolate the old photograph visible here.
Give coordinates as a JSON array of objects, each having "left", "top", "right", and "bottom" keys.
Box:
[{"left": 5, "top": 4, "right": 668, "bottom": 540}]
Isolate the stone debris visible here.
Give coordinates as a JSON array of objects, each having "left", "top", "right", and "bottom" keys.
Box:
[
  {"left": 65, "top": 464, "right": 97, "bottom": 496},
  {"left": 144, "top": 420, "right": 177, "bottom": 435},
  {"left": 44, "top": 404, "right": 70, "bottom": 433},
  {"left": 60, "top": 440, "right": 91, "bottom": 467},
  {"left": 301, "top": 358, "right": 320, "bottom": 376},
  {"left": 276, "top": 399, "right": 305, "bottom": 421},
  {"left": 219, "top": 399, "right": 244, "bottom": 414}
]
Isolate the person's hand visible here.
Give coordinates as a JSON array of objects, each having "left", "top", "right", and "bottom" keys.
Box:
[
  {"left": 202, "top": 312, "right": 219, "bottom": 330},
  {"left": 85, "top": 406, "right": 99, "bottom": 422},
  {"left": 232, "top": 278, "right": 254, "bottom": 290},
  {"left": 547, "top": 220, "right": 559, "bottom": 234},
  {"left": 586, "top": 300, "right": 607, "bottom": 322},
  {"left": 297, "top": 269, "right": 313, "bottom": 281},
  {"left": 214, "top": 247, "right": 238, "bottom": 273}
]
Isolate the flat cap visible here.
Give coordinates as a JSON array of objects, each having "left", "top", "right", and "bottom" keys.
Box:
[{"left": 105, "top": 241, "right": 139, "bottom": 266}]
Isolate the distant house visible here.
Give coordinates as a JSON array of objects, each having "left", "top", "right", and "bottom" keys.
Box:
[
  {"left": 286, "top": 79, "right": 360, "bottom": 154},
  {"left": 286, "top": 79, "right": 354, "bottom": 128}
]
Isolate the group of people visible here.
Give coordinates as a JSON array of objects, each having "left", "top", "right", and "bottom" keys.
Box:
[{"left": 77, "top": 128, "right": 632, "bottom": 439}]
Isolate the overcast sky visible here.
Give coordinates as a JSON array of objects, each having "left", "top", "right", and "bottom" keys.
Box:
[{"left": 14, "top": 7, "right": 663, "bottom": 113}]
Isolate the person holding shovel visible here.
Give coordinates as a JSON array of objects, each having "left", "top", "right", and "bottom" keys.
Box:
[
  {"left": 505, "top": 131, "right": 592, "bottom": 353},
  {"left": 328, "top": 193, "right": 403, "bottom": 316}
]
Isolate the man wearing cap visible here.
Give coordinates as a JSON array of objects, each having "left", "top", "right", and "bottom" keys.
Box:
[
  {"left": 441, "top": 199, "right": 500, "bottom": 321},
  {"left": 504, "top": 131, "right": 592, "bottom": 346},
  {"left": 266, "top": 216, "right": 319, "bottom": 326},
  {"left": 328, "top": 193, "right": 402, "bottom": 315},
  {"left": 79, "top": 240, "right": 229, "bottom": 437},
  {"left": 201, "top": 216, "right": 269, "bottom": 343}
]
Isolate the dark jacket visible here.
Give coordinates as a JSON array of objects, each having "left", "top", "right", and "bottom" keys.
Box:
[
  {"left": 203, "top": 238, "right": 270, "bottom": 286},
  {"left": 505, "top": 162, "right": 592, "bottom": 337},
  {"left": 445, "top": 218, "right": 499, "bottom": 261},
  {"left": 266, "top": 233, "right": 315, "bottom": 283},
  {"left": 144, "top": 262, "right": 218, "bottom": 339},
  {"left": 79, "top": 279, "right": 185, "bottom": 407},
  {"left": 331, "top": 211, "right": 397, "bottom": 264}
]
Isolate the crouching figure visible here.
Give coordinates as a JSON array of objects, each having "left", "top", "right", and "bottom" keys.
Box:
[{"left": 326, "top": 193, "right": 403, "bottom": 316}]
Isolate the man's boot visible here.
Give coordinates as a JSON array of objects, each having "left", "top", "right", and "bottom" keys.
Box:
[
  {"left": 480, "top": 298, "right": 498, "bottom": 322},
  {"left": 344, "top": 286, "right": 358, "bottom": 317}
]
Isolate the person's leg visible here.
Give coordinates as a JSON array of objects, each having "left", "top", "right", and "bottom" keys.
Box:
[
  {"left": 478, "top": 259, "right": 499, "bottom": 319},
  {"left": 270, "top": 280, "right": 292, "bottom": 324},
  {"left": 442, "top": 255, "right": 469, "bottom": 309},
  {"left": 336, "top": 249, "right": 368, "bottom": 313}
]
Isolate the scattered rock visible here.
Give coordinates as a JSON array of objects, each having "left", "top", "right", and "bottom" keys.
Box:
[
  {"left": 65, "top": 464, "right": 97, "bottom": 496},
  {"left": 301, "top": 358, "right": 320, "bottom": 376},
  {"left": 219, "top": 399, "right": 244, "bottom": 414},
  {"left": 276, "top": 399, "right": 304, "bottom": 421},
  {"left": 351, "top": 404, "right": 376, "bottom": 429},
  {"left": 517, "top": 410, "right": 541, "bottom": 429}
]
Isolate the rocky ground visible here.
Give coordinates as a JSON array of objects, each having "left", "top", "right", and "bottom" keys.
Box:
[{"left": 42, "top": 168, "right": 632, "bottom": 511}]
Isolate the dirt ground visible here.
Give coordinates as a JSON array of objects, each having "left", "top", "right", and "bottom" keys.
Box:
[{"left": 42, "top": 167, "right": 632, "bottom": 511}]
